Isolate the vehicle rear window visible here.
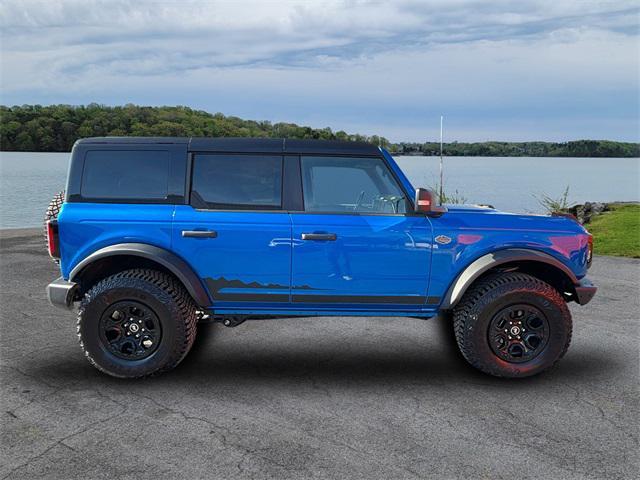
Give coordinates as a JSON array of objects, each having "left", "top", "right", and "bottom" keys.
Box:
[
  {"left": 81, "top": 150, "right": 170, "bottom": 200},
  {"left": 191, "top": 154, "right": 283, "bottom": 209}
]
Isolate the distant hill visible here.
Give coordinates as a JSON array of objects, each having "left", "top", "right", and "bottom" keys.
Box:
[
  {"left": 1, "top": 104, "right": 638, "bottom": 157},
  {"left": 394, "top": 140, "right": 640, "bottom": 158}
]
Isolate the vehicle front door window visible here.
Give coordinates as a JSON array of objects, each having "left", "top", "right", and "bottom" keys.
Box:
[{"left": 300, "top": 156, "right": 407, "bottom": 214}]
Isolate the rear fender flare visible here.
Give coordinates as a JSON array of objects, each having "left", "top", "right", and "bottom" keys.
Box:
[{"left": 69, "top": 243, "right": 211, "bottom": 307}]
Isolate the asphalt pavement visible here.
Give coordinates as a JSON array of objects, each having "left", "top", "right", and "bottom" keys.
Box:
[{"left": 1, "top": 228, "right": 638, "bottom": 479}]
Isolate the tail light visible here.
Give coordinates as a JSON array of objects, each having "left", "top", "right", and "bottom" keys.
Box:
[
  {"left": 46, "top": 220, "right": 60, "bottom": 258},
  {"left": 586, "top": 233, "right": 593, "bottom": 268}
]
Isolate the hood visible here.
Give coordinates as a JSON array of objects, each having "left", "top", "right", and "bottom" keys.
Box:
[
  {"left": 444, "top": 204, "right": 497, "bottom": 212},
  {"left": 430, "top": 203, "right": 592, "bottom": 279},
  {"left": 443, "top": 204, "right": 588, "bottom": 234}
]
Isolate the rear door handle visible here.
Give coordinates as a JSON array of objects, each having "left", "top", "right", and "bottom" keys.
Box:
[
  {"left": 182, "top": 230, "right": 217, "bottom": 238},
  {"left": 301, "top": 233, "right": 337, "bottom": 241}
]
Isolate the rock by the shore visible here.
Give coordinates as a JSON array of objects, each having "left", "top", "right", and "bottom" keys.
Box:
[{"left": 568, "top": 202, "right": 609, "bottom": 224}]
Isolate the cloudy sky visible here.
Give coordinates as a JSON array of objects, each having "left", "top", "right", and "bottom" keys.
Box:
[{"left": 1, "top": 0, "right": 638, "bottom": 142}]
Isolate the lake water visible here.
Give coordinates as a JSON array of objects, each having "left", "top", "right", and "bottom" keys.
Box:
[{"left": 0, "top": 151, "right": 638, "bottom": 229}]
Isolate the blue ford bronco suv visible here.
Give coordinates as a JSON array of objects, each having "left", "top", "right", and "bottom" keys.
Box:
[{"left": 45, "top": 137, "right": 596, "bottom": 379}]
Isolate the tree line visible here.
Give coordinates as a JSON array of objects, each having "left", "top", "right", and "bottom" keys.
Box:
[
  {"left": 1, "top": 104, "right": 638, "bottom": 157},
  {"left": 394, "top": 140, "right": 640, "bottom": 158}
]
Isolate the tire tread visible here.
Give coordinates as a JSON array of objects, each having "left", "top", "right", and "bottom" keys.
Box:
[
  {"left": 77, "top": 268, "right": 197, "bottom": 378},
  {"left": 453, "top": 272, "right": 572, "bottom": 378}
]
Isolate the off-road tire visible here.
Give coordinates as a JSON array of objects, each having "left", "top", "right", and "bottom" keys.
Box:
[
  {"left": 44, "top": 190, "right": 65, "bottom": 264},
  {"left": 453, "top": 272, "right": 572, "bottom": 378},
  {"left": 77, "top": 269, "right": 198, "bottom": 378}
]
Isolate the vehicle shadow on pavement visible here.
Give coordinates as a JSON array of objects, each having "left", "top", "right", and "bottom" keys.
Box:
[
  {"left": 21, "top": 316, "right": 619, "bottom": 390},
  {"left": 157, "top": 317, "right": 620, "bottom": 389}
]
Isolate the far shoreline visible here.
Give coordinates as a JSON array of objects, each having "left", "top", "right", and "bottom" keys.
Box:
[
  {"left": 390, "top": 152, "right": 640, "bottom": 159},
  {"left": 3, "top": 105, "right": 639, "bottom": 158}
]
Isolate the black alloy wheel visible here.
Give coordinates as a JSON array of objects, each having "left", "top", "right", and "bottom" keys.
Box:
[
  {"left": 488, "top": 304, "right": 549, "bottom": 363},
  {"left": 99, "top": 301, "right": 162, "bottom": 360}
]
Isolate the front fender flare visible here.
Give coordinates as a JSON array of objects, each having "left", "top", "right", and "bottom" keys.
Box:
[
  {"left": 440, "top": 248, "right": 579, "bottom": 309},
  {"left": 69, "top": 243, "right": 211, "bottom": 307}
]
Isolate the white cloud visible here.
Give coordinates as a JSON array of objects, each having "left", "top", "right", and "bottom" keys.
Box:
[{"left": 0, "top": 0, "right": 638, "bottom": 141}]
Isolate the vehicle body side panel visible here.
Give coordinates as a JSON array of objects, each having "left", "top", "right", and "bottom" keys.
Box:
[
  {"left": 290, "top": 213, "right": 433, "bottom": 311},
  {"left": 172, "top": 206, "right": 292, "bottom": 308},
  {"left": 58, "top": 202, "right": 176, "bottom": 280}
]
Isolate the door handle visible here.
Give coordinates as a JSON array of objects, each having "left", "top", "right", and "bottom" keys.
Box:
[
  {"left": 182, "top": 230, "right": 217, "bottom": 238},
  {"left": 301, "top": 233, "right": 337, "bottom": 241}
]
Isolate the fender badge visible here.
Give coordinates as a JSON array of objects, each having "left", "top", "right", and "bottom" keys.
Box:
[{"left": 435, "top": 235, "right": 452, "bottom": 245}]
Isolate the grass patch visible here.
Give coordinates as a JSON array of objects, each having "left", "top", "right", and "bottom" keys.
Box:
[{"left": 587, "top": 203, "right": 640, "bottom": 258}]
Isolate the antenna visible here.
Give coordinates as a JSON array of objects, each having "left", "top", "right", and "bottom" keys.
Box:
[{"left": 439, "top": 115, "right": 444, "bottom": 202}]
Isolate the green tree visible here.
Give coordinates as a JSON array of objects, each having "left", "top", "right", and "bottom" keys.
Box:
[{"left": 1, "top": 104, "right": 639, "bottom": 156}]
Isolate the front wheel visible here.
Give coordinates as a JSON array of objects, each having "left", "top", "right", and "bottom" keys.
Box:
[
  {"left": 453, "top": 272, "right": 572, "bottom": 378},
  {"left": 77, "top": 269, "right": 197, "bottom": 378}
]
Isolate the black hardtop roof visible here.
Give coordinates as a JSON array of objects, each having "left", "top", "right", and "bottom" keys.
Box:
[{"left": 75, "top": 137, "right": 381, "bottom": 155}]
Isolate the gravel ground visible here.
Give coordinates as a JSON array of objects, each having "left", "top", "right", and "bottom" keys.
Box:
[{"left": 1, "top": 228, "right": 638, "bottom": 479}]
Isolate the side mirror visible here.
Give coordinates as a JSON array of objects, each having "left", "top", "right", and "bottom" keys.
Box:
[{"left": 414, "top": 188, "right": 448, "bottom": 214}]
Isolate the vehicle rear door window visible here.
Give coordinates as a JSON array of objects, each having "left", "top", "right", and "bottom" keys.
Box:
[
  {"left": 81, "top": 150, "right": 170, "bottom": 200},
  {"left": 301, "top": 156, "right": 408, "bottom": 214},
  {"left": 191, "top": 154, "right": 283, "bottom": 210}
]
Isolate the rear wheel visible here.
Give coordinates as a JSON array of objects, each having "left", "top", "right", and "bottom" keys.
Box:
[
  {"left": 453, "top": 272, "right": 572, "bottom": 378},
  {"left": 77, "top": 269, "right": 197, "bottom": 378}
]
